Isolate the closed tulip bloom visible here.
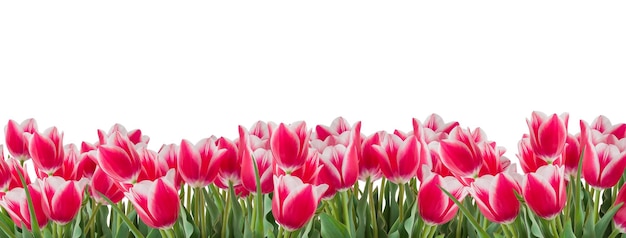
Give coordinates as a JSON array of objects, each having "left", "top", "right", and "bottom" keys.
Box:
[
  {"left": 90, "top": 167, "right": 125, "bottom": 205},
  {"left": 478, "top": 142, "right": 511, "bottom": 176},
  {"left": 316, "top": 143, "right": 359, "bottom": 199},
  {"left": 270, "top": 121, "right": 310, "bottom": 173},
  {"left": 6, "top": 157, "right": 31, "bottom": 190},
  {"left": 0, "top": 146, "right": 11, "bottom": 192},
  {"left": 562, "top": 134, "right": 581, "bottom": 177},
  {"left": 39, "top": 177, "right": 88, "bottom": 224},
  {"left": 470, "top": 173, "right": 521, "bottom": 224},
  {"left": 29, "top": 127, "right": 65, "bottom": 175},
  {"left": 0, "top": 183, "right": 48, "bottom": 230},
  {"left": 526, "top": 111, "right": 568, "bottom": 163},
  {"left": 38, "top": 144, "right": 79, "bottom": 180},
  {"left": 288, "top": 150, "right": 322, "bottom": 184},
  {"left": 374, "top": 133, "right": 426, "bottom": 184},
  {"left": 136, "top": 147, "right": 168, "bottom": 182},
  {"left": 314, "top": 117, "right": 352, "bottom": 141},
  {"left": 216, "top": 137, "right": 240, "bottom": 188},
  {"left": 178, "top": 137, "right": 226, "bottom": 188},
  {"left": 125, "top": 170, "right": 180, "bottom": 229},
  {"left": 517, "top": 135, "right": 548, "bottom": 173},
  {"left": 359, "top": 132, "right": 383, "bottom": 181},
  {"left": 522, "top": 165, "right": 566, "bottom": 220},
  {"left": 239, "top": 126, "right": 274, "bottom": 194},
  {"left": 580, "top": 121, "right": 626, "bottom": 189},
  {"left": 439, "top": 127, "right": 484, "bottom": 178},
  {"left": 97, "top": 131, "right": 142, "bottom": 183},
  {"left": 5, "top": 119, "right": 37, "bottom": 161},
  {"left": 419, "top": 170, "right": 468, "bottom": 225},
  {"left": 613, "top": 183, "right": 626, "bottom": 232},
  {"left": 157, "top": 143, "right": 182, "bottom": 188},
  {"left": 272, "top": 175, "right": 328, "bottom": 231}
]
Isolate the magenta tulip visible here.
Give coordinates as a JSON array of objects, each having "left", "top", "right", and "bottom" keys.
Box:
[
  {"left": 39, "top": 176, "right": 88, "bottom": 224},
  {"left": 419, "top": 170, "right": 468, "bottom": 225},
  {"left": 470, "top": 173, "right": 521, "bottom": 224},
  {"left": 526, "top": 111, "right": 568, "bottom": 163},
  {"left": 216, "top": 137, "right": 240, "bottom": 188},
  {"left": 359, "top": 132, "right": 383, "bottom": 181},
  {"left": 374, "top": 133, "right": 426, "bottom": 184},
  {"left": 239, "top": 126, "right": 274, "bottom": 194},
  {"left": 580, "top": 120, "right": 626, "bottom": 189},
  {"left": 97, "top": 131, "right": 142, "bottom": 183},
  {"left": 269, "top": 121, "right": 310, "bottom": 173},
  {"left": 439, "top": 127, "right": 484, "bottom": 178},
  {"left": 0, "top": 183, "right": 48, "bottom": 230},
  {"left": 90, "top": 167, "right": 125, "bottom": 205},
  {"left": 0, "top": 146, "right": 11, "bottom": 193},
  {"left": 125, "top": 170, "right": 180, "bottom": 229},
  {"left": 136, "top": 147, "right": 168, "bottom": 182},
  {"left": 178, "top": 137, "right": 225, "bottom": 188},
  {"left": 272, "top": 175, "right": 328, "bottom": 231},
  {"left": 522, "top": 165, "right": 566, "bottom": 219},
  {"left": 613, "top": 183, "right": 626, "bottom": 232},
  {"left": 4, "top": 119, "right": 37, "bottom": 161},
  {"left": 29, "top": 127, "right": 64, "bottom": 175}
]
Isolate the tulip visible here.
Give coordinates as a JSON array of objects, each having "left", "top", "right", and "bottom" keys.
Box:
[
  {"left": 97, "top": 131, "right": 142, "bottom": 183},
  {"left": 314, "top": 117, "right": 352, "bottom": 141},
  {"left": 97, "top": 124, "right": 149, "bottom": 146},
  {"left": 6, "top": 157, "right": 31, "bottom": 190},
  {"left": 0, "top": 183, "right": 48, "bottom": 230},
  {"left": 269, "top": 121, "right": 310, "bottom": 173},
  {"left": 439, "top": 127, "right": 484, "bottom": 178},
  {"left": 316, "top": 143, "right": 359, "bottom": 199},
  {"left": 90, "top": 167, "right": 125, "bottom": 205},
  {"left": 4, "top": 118, "right": 37, "bottom": 161},
  {"left": 591, "top": 115, "right": 626, "bottom": 140},
  {"left": 418, "top": 170, "right": 468, "bottom": 225},
  {"left": 178, "top": 137, "right": 225, "bottom": 188},
  {"left": 562, "top": 133, "right": 581, "bottom": 176},
  {"left": 125, "top": 170, "right": 180, "bottom": 229},
  {"left": 29, "top": 127, "right": 64, "bottom": 175},
  {"left": 359, "top": 132, "right": 383, "bottom": 181},
  {"left": 581, "top": 120, "right": 626, "bottom": 189},
  {"left": 478, "top": 142, "right": 511, "bottom": 177},
  {"left": 136, "top": 147, "right": 168, "bottom": 182},
  {"left": 613, "top": 183, "right": 626, "bottom": 233},
  {"left": 374, "top": 133, "right": 426, "bottom": 184},
  {"left": 280, "top": 149, "right": 321, "bottom": 184},
  {"left": 0, "top": 146, "right": 11, "bottom": 193},
  {"left": 39, "top": 176, "right": 88, "bottom": 224},
  {"left": 272, "top": 175, "right": 328, "bottom": 231},
  {"left": 239, "top": 126, "right": 274, "bottom": 194},
  {"left": 522, "top": 165, "right": 566, "bottom": 219},
  {"left": 37, "top": 144, "right": 79, "bottom": 180},
  {"left": 517, "top": 134, "right": 548, "bottom": 173},
  {"left": 216, "top": 137, "right": 240, "bottom": 188},
  {"left": 470, "top": 173, "right": 521, "bottom": 224},
  {"left": 526, "top": 111, "right": 568, "bottom": 163},
  {"left": 157, "top": 143, "right": 182, "bottom": 188}
]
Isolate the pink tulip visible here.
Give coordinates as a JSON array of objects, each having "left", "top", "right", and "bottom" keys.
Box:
[
  {"left": 76, "top": 151, "right": 98, "bottom": 179},
  {"left": 580, "top": 121, "right": 626, "bottom": 189},
  {"left": 6, "top": 157, "right": 31, "bottom": 190},
  {"left": 478, "top": 142, "right": 511, "bottom": 177},
  {"left": 613, "top": 183, "right": 626, "bottom": 232},
  {"left": 125, "top": 170, "right": 180, "bottom": 229},
  {"left": 316, "top": 143, "right": 359, "bottom": 199},
  {"left": 239, "top": 126, "right": 274, "bottom": 194},
  {"left": 4, "top": 119, "right": 37, "bottom": 161},
  {"left": 90, "top": 167, "right": 125, "bottom": 205},
  {"left": 281, "top": 149, "right": 321, "bottom": 184},
  {"left": 314, "top": 117, "right": 352, "bottom": 141},
  {"left": 157, "top": 143, "right": 182, "bottom": 188},
  {"left": 522, "top": 165, "right": 566, "bottom": 219},
  {"left": 269, "top": 121, "right": 310, "bottom": 173},
  {"left": 374, "top": 133, "right": 426, "bottom": 184},
  {"left": 39, "top": 176, "right": 88, "bottom": 224},
  {"left": 359, "top": 132, "right": 383, "bottom": 181},
  {"left": 439, "top": 127, "right": 484, "bottom": 178},
  {"left": 272, "top": 175, "right": 328, "bottom": 231},
  {"left": 562, "top": 134, "right": 581, "bottom": 176},
  {"left": 591, "top": 115, "right": 626, "bottom": 140},
  {"left": 29, "top": 127, "right": 64, "bottom": 175},
  {"left": 97, "top": 124, "right": 149, "bottom": 146},
  {"left": 178, "top": 137, "right": 225, "bottom": 188},
  {"left": 0, "top": 183, "right": 48, "bottom": 230},
  {"left": 517, "top": 134, "right": 549, "bottom": 173},
  {"left": 216, "top": 137, "right": 241, "bottom": 188},
  {"left": 418, "top": 170, "right": 468, "bottom": 225},
  {"left": 422, "top": 113, "right": 459, "bottom": 136},
  {"left": 526, "top": 111, "right": 568, "bottom": 163},
  {"left": 0, "top": 146, "right": 11, "bottom": 193},
  {"left": 37, "top": 144, "right": 79, "bottom": 180},
  {"left": 470, "top": 173, "right": 521, "bottom": 224},
  {"left": 97, "top": 131, "right": 142, "bottom": 183},
  {"left": 136, "top": 147, "right": 168, "bottom": 182}
]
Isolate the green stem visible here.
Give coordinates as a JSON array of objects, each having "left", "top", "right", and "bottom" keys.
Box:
[
  {"left": 283, "top": 230, "right": 292, "bottom": 238},
  {"left": 185, "top": 185, "right": 191, "bottom": 212},
  {"left": 160, "top": 229, "right": 169, "bottom": 238},
  {"left": 398, "top": 183, "right": 405, "bottom": 224},
  {"left": 366, "top": 178, "right": 379, "bottom": 238},
  {"left": 555, "top": 214, "right": 563, "bottom": 235},
  {"left": 506, "top": 223, "right": 518, "bottom": 238},
  {"left": 97, "top": 192, "right": 145, "bottom": 238},
  {"left": 251, "top": 152, "right": 264, "bottom": 235},
  {"left": 594, "top": 188, "right": 602, "bottom": 223},
  {"left": 608, "top": 227, "right": 621, "bottom": 238},
  {"left": 455, "top": 212, "right": 464, "bottom": 238},
  {"left": 378, "top": 178, "right": 386, "bottom": 212},
  {"left": 342, "top": 191, "right": 352, "bottom": 237},
  {"left": 221, "top": 183, "right": 233, "bottom": 238},
  {"left": 83, "top": 203, "right": 101, "bottom": 235},
  {"left": 0, "top": 214, "right": 16, "bottom": 238},
  {"left": 277, "top": 226, "right": 284, "bottom": 238},
  {"left": 549, "top": 218, "right": 559, "bottom": 237}
]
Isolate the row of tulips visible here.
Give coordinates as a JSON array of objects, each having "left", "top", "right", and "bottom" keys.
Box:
[{"left": 1, "top": 112, "right": 626, "bottom": 237}]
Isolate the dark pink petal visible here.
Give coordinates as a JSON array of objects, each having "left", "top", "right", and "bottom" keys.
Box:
[
  {"left": 97, "top": 145, "right": 137, "bottom": 182},
  {"left": 147, "top": 178, "right": 179, "bottom": 229},
  {"left": 270, "top": 123, "right": 303, "bottom": 172},
  {"left": 29, "top": 131, "right": 61, "bottom": 174},
  {"left": 440, "top": 140, "right": 480, "bottom": 178},
  {"left": 523, "top": 171, "right": 559, "bottom": 219}
]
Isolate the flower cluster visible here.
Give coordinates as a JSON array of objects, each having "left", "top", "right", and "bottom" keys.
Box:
[{"left": 1, "top": 112, "right": 626, "bottom": 238}]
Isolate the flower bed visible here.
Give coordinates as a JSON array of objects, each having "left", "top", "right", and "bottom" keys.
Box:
[{"left": 0, "top": 112, "right": 625, "bottom": 237}]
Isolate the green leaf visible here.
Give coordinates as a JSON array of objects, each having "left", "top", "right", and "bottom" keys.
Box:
[
  {"left": 320, "top": 213, "right": 350, "bottom": 238},
  {"left": 96, "top": 192, "right": 145, "bottom": 238},
  {"left": 562, "top": 219, "right": 576, "bottom": 238},
  {"left": 595, "top": 203, "right": 623, "bottom": 237},
  {"left": 438, "top": 186, "right": 490, "bottom": 238}
]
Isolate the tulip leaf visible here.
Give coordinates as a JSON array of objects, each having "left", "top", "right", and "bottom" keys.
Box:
[
  {"left": 563, "top": 219, "right": 576, "bottom": 238},
  {"left": 595, "top": 203, "right": 623, "bottom": 238},
  {"left": 145, "top": 230, "right": 159, "bottom": 238},
  {"left": 96, "top": 192, "right": 145, "bottom": 238},
  {"left": 320, "top": 213, "right": 349, "bottom": 238},
  {"left": 71, "top": 211, "right": 82, "bottom": 238},
  {"left": 438, "top": 186, "right": 490, "bottom": 238},
  {"left": 355, "top": 193, "right": 368, "bottom": 238}
]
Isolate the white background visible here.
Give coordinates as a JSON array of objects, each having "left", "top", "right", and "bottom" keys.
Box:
[{"left": 1, "top": 1, "right": 625, "bottom": 169}]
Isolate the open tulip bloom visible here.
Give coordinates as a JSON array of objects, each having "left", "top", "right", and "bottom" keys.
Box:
[{"left": 3, "top": 113, "right": 626, "bottom": 238}]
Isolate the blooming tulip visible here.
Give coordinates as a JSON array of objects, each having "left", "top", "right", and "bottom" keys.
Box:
[
  {"left": 178, "top": 137, "right": 225, "bottom": 188},
  {"left": 269, "top": 121, "right": 310, "bottom": 173},
  {"left": 90, "top": 167, "right": 125, "bottom": 205},
  {"left": 522, "top": 165, "right": 566, "bottom": 219},
  {"left": 39, "top": 176, "right": 88, "bottom": 224},
  {"left": 29, "top": 127, "right": 64, "bottom": 175},
  {"left": 136, "top": 147, "right": 168, "bottom": 182},
  {"left": 97, "top": 131, "right": 142, "bottom": 183},
  {"left": 4, "top": 119, "right": 37, "bottom": 161},
  {"left": 470, "top": 173, "right": 521, "bottom": 224},
  {"left": 374, "top": 133, "right": 426, "bottom": 184},
  {"left": 613, "top": 183, "right": 626, "bottom": 232},
  {"left": 439, "top": 127, "right": 484, "bottom": 178},
  {"left": 272, "top": 175, "right": 328, "bottom": 231},
  {"left": 580, "top": 121, "right": 626, "bottom": 189},
  {"left": 359, "top": 132, "right": 383, "bottom": 181},
  {"left": 125, "top": 169, "right": 180, "bottom": 229},
  {"left": 526, "top": 111, "right": 568, "bottom": 163},
  {"left": 216, "top": 137, "right": 240, "bottom": 188},
  {"left": 0, "top": 183, "right": 48, "bottom": 230},
  {"left": 239, "top": 126, "right": 274, "bottom": 194},
  {"left": 419, "top": 170, "right": 468, "bottom": 225},
  {"left": 0, "top": 146, "right": 11, "bottom": 193}
]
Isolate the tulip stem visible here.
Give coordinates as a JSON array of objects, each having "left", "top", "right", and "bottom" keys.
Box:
[
  {"left": 83, "top": 203, "right": 101, "bottom": 236},
  {"left": 593, "top": 188, "right": 601, "bottom": 223},
  {"left": 277, "top": 226, "right": 284, "bottom": 238},
  {"left": 608, "top": 227, "right": 620, "bottom": 238},
  {"left": 378, "top": 178, "right": 386, "bottom": 212},
  {"left": 16, "top": 168, "right": 42, "bottom": 238},
  {"left": 221, "top": 183, "right": 233, "bottom": 238},
  {"left": 455, "top": 212, "right": 464, "bottom": 238},
  {"left": 342, "top": 191, "right": 352, "bottom": 237},
  {"left": 398, "top": 183, "right": 405, "bottom": 224},
  {"left": 506, "top": 223, "right": 518, "bottom": 238},
  {"left": 366, "top": 178, "right": 379, "bottom": 238},
  {"left": 196, "top": 187, "right": 206, "bottom": 238}
]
